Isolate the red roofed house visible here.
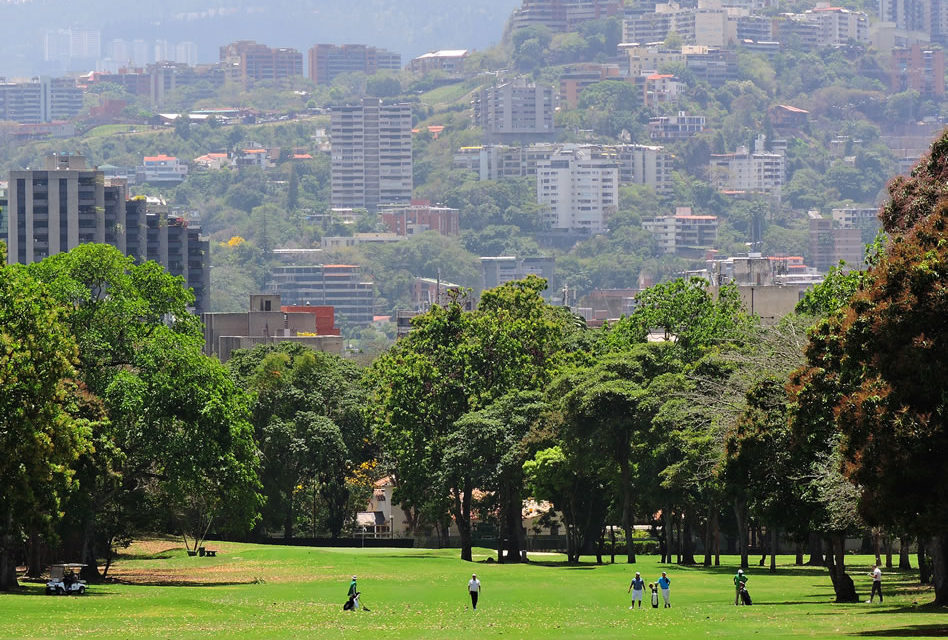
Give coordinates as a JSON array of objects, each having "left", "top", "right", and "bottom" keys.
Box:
[
  {"left": 643, "top": 74, "right": 682, "bottom": 107},
  {"left": 139, "top": 154, "right": 188, "bottom": 184}
]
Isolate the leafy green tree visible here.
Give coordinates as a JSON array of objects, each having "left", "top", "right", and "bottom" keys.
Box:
[{"left": 0, "top": 259, "right": 90, "bottom": 589}]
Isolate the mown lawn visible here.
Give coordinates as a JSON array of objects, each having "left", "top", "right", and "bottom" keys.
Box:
[{"left": 1, "top": 541, "right": 945, "bottom": 639}]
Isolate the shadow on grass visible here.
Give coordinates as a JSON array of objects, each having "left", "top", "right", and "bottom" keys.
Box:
[
  {"left": 113, "top": 548, "right": 179, "bottom": 561},
  {"left": 107, "top": 578, "right": 257, "bottom": 587},
  {"left": 850, "top": 624, "right": 948, "bottom": 637}
]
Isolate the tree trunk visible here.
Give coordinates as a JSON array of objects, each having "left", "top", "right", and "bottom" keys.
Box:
[
  {"left": 0, "top": 509, "right": 18, "bottom": 590},
  {"left": 703, "top": 508, "right": 713, "bottom": 567},
  {"left": 662, "top": 508, "right": 672, "bottom": 564},
  {"left": 734, "top": 500, "right": 749, "bottom": 569},
  {"left": 770, "top": 527, "right": 777, "bottom": 573},
  {"left": 610, "top": 527, "right": 616, "bottom": 564},
  {"left": 26, "top": 529, "right": 42, "bottom": 579},
  {"left": 931, "top": 534, "right": 948, "bottom": 606},
  {"left": 807, "top": 532, "right": 824, "bottom": 565},
  {"left": 681, "top": 512, "right": 696, "bottom": 565},
  {"left": 883, "top": 535, "right": 893, "bottom": 569},
  {"left": 453, "top": 482, "right": 473, "bottom": 562},
  {"left": 826, "top": 535, "right": 858, "bottom": 602},
  {"left": 795, "top": 541, "right": 804, "bottom": 566},
  {"left": 675, "top": 513, "right": 683, "bottom": 564},
  {"left": 873, "top": 531, "right": 882, "bottom": 566},
  {"left": 283, "top": 491, "right": 294, "bottom": 540},
  {"left": 759, "top": 526, "right": 767, "bottom": 567},
  {"left": 596, "top": 527, "right": 604, "bottom": 565},
  {"left": 619, "top": 461, "right": 635, "bottom": 564},
  {"left": 713, "top": 511, "right": 721, "bottom": 566},
  {"left": 899, "top": 535, "right": 912, "bottom": 570},
  {"left": 919, "top": 538, "right": 931, "bottom": 584}
]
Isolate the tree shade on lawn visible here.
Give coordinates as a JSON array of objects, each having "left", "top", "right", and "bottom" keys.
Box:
[{"left": 0, "top": 542, "right": 942, "bottom": 640}]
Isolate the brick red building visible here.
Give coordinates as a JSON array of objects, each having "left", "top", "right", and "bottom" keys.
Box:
[{"left": 379, "top": 200, "right": 460, "bottom": 237}]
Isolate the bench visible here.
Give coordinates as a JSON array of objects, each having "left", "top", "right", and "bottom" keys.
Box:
[{"left": 204, "top": 549, "right": 217, "bottom": 557}]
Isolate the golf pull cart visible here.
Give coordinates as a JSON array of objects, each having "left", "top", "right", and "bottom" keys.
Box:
[{"left": 46, "top": 563, "right": 88, "bottom": 595}]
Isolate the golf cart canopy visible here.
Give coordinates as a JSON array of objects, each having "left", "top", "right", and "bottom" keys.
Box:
[{"left": 49, "top": 563, "right": 87, "bottom": 579}]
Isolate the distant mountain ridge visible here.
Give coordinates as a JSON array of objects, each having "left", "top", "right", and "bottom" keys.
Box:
[{"left": 0, "top": 0, "right": 520, "bottom": 76}]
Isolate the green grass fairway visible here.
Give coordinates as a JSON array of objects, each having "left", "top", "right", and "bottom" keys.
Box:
[{"left": 1, "top": 541, "right": 945, "bottom": 639}]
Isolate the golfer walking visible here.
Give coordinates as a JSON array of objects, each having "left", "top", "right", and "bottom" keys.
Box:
[
  {"left": 627, "top": 571, "right": 646, "bottom": 608},
  {"left": 734, "top": 569, "right": 748, "bottom": 605},
  {"left": 468, "top": 573, "right": 481, "bottom": 610},
  {"left": 867, "top": 565, "right": 883, "bottom": 603},
  {"left": 348, "top": 575, "right": 360, "bottom": 611},
  {"left": 657, "top": 571, "right": 671, "bottom": 607}
]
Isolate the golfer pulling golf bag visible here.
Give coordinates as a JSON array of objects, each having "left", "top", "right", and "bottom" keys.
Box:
[{"left": 740, "top": 584, "right": 752, "bottom": 606}]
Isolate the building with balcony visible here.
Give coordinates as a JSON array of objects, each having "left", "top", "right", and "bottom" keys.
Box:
[
  {"left": 4, "top": 154, "right": 209, "bottom": 312},
  {"left": 266, "top": 264, "right": 375, "bottom": 326},
  {"left": 891, "top": 44, "right": 946, "bottom": 95},
  {"left": 0, "top": 77, "right": 82, "bottom": 123},
  {"left": 536, "top": 146, "right": 619, "bottom": 233},
  {"left": 649, "top": 111, "right": 706, "bottom": 140},
  {"left": 330, "top": 98, "right": 413, "bottom": 211},
  {"left": 643, "top": 207, "right": 719, "bottom": 256},
  {"left": 308, "top": 44, "right": 401, "bottom": 85},
  {"left": 138, "top": 155, "right": 188, "bottom": 184},
  {"left": 220, "top": 40, "right": 303, "bottom": 87},
  {"left": 709, "top": 135, "right": 785, "bottom": 199},
  {"left": 481, "top": 256, "right": 556, "bottom": 292},
  {"left": 410, "top": 50, "right": 470, "bottom": 76},
  {"left": 511, "top": 0, "right": 622, "bottom": 33},
  {"left": 379, "top": 201, "right": 460, "bottom": 236},
  {"left": 472, "top": 80, "right": 555, "bottom": 143}
]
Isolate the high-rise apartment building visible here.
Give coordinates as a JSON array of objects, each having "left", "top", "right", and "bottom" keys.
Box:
[
  {"left": 891, "top": 44, "right": 946, "bottom": 95},
  {"left": 0, "top": 77, "right": 83, "bottom": 123},
  {"left": 220, "top": 40, "right": 303, "bottom": 87},
  {"left": 330, "top": 98, "right": 413, "bottom": 211},
  {"left": 644, "top": 207, "right": 719, "bottom": 255},
  {"left": 4, "top": 155, "right": 209, "bottom": 312},
  {"left": 709, "top": 135, "right": 785, "bottom": 199},
  {"left": 308, "top": 44, "right": 402, "bottom": 85},
  {"left": 472, "top": 81, "right": 555, "bottom": 143},
  {"left": 511, "top": 0, "right": 622, "bottom": 32},
  {"left": 536, "top": 146, "right": 619, "bottom": 233},
  {"left": 267, "top": 264, "right": 375, "bottom": 326}
]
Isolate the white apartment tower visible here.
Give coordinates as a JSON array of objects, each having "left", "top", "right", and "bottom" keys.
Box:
[
  {"left": 330, "top": 98, "right": 413, "bottom": 211},
  {"left": 537, "top": 147, "right": 619, "bottom": 233}
]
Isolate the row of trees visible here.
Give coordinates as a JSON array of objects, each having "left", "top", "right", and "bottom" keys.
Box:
[{"left": 3, "top": 135, "right": 947, "bottom": 605}]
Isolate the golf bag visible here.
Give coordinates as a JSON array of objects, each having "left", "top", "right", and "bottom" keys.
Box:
[
  {"left": 343, "top": 596, "right": 355, "bottom": 611},
  {"left": 651, "top": 589, "right": 659, "bottom": 608},
  {"left": 740, "top": 585, "right": 752, "bottom": 606}
]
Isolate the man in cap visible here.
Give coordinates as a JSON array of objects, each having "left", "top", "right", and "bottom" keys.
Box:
[
  {"left": 468, "top": 572, "right": 481, "bottom": 610},
  {"left": 657, "top": 570, "right": 671, "bottom": 607},
  {"left": 627, "top": 571, "right": 646, "bottom": 608},
  {"left": 347, "top": 575, "right": 360, "bottom": 610},
  {"left": 734, "top": 569, "right": 748, "bottom": 605}
]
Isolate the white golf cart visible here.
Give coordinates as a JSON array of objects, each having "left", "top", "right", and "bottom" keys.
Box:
[{"left": 46, "top": 563, "right": 88, "bottom": 595}]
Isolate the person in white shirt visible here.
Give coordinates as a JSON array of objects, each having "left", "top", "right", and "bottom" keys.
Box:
[
  {"left": 867, "top": 565, "right": 883, "bottom": 603},
  {"left": 468, "top": 573, "right": 481, "bottom": 610}
]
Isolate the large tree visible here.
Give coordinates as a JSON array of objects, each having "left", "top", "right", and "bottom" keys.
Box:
[
  {"left": 827, "top": 135, "right": 948, "bottom": 605},
  {"left": 0, "top": 258, "right": 90, "bottom": 589}
]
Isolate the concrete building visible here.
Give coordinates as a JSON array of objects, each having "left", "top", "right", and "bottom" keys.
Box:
[
  {"left": 805, "top": 6, "right": 870, "bottom": 45},
  {"left": 480, "top": 256, "right": 556, "bottom": 291},
  {"left": 643, "top": 207, "right": 719, "bottom": 256},
  {"left": 379, "top": 201, "right": 460, "bottom": 236},
  {"left": 452, "top": 144, "right": 558, "bottom": 180},
  {"left": 808, "top": 211, "right": 865, "bottom": 272},
  {"left": 648, "top": 111, "right": 706, "bottom": 140},
  {"left": 643, "top": 73, "right": 683, "bottom": 106},
  {"left": 308, "top": 44, "right": 401, "bottom": 85},
  {"left": 891, "top": 44, "right": 946, "bottom": 95},
  {"left": 410, "top": 50, "right": 470, "bottom": 76},
  {"left": 138, "top": 155, "right": 188, "bottom": 184},
  {"left": 832, "top": 206, "right": 881, "bottom": 244},
  {"left": 558, "top": 63, "right": 621, "bottom": 108},
  {"left": 5, "top": 154, "right": 209, "bottom": 312},
  {"left": 319, "top": 233, "right": 402, "bottom": 249},
  {"left": 709, "top": 135, "right": 785, "bottom": 199},
  {"left": 473, "top": 80, "right": 555, "bottom": 143},
  {"left": 613, "top": 144, "right": 673, "bottom": 194},
  {"left": 85, "top": 62, "right": 228, "bottom": 107},
  {"left": 511, "top": 0, "right": 622, "bottom": 33},
  {"left": 267, "top": 264, "right": 375, "bottom": 326},
  {"left": 203, "top": 294, "right": 342, "bottom": 362},
  {"left": 330, "top": 98, "right": 413, "bottom": 211},
  {"left": 0, "top": 77, "right": 83, "bottom": 123},
  {"left": 220, "top": 40, "right": 303, "bottom": 87},
  {"left": 123, "top": 197, "right": 211, "bottom": 313},
  {"left": 536, "top": 146, "right": 619, "bottom": 233}
]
